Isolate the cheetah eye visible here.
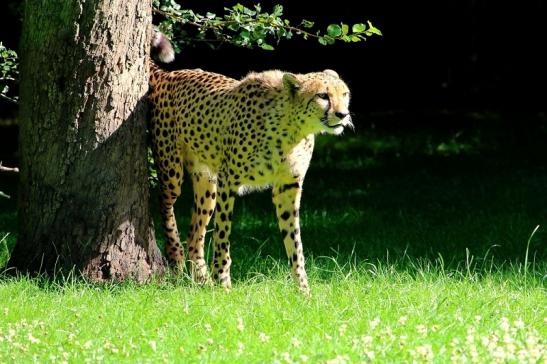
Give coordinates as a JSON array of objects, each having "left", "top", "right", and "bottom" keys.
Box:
[{"left": 316, "top": 93, "right": 329, "bottom": 100}]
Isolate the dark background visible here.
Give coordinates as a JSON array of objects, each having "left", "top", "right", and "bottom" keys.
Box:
[
  {"left": 170, "top": 0, "right": 547, "bottom": 112},
  {"left": 1, "top": 1, "right": 546, "bottom": 265},
  {"left": 1, "top": 0, "right": 546, "bottom": 162}
]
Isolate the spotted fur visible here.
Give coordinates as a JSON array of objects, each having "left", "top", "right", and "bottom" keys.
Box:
[{"left": 148, "top": 33, "right": 352, "bottom": 294}]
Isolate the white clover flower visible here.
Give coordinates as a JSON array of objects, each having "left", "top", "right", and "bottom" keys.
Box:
[
  {"left": 413, "top": 344, "right": 434, "bottom": 361},
  {"left": 469, "top": 345, "right": 479, "bottom": 363},
  {"left": 338, "top": 323, "right": 348, "bottom": 336},
  {"left": 517, "top": 348, "right": 529, "bottom": 362},
  {"left": 369, "top": 318, "right": 380, "bottom": 330},
  {"left": 280, "top": 351, "right": 292, "bottom": 363},
  {"left": 416, "top": 324, "right": 428, "bottom": 336},
  {"left": 362, "top": 335, "right": 373, "bottom": 345},
  {"left": 236, "top": 317, "right": 245, "bottom": 332},
  {"left": 258, "top": 332, "right": 270, "bottom": 343},
  {"left": 399, "top": 335, "right": 407, "bottom": 348},
  {"left": 492, "top": 346, "right": 507, "bottom": 361},
  {"left": 500, "top": 317, "right": 510, "bottom": 332},
  {"left": 204, "top": 323, "right": 212, "bottom": 332},
  {"left": 291, "top": 337, "right": 301, "bottom": 348},
  {"left": 28, "top": 333, "right": 40, "bottom": 344},
  {"left": 299, "top": 354, "right": 309, "bottom": 362},
  {"left": 326, "top": 354, "right": 349, "bottom": 364},
  {"left": 397, "top": 316, "right": 408, "bottom": 326},
  {"left": 525, "top": 333, "right": 539, "bottom": 347},
  {"left": 513, "top": 319, "right": 525, "bottom": 330},
  {"left": 351, "top": 337, "right": 360, "bottom": 350}
]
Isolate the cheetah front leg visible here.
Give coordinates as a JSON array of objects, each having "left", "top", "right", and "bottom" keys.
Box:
[
  {"left": 211, "top": 179, "right": 236, "bottom": 289},
  {"left": 272, "top": 181, "right": 310, "bottom": 295},
  {"left": 187, "top": 173, "right": 216, "bottom": 284}
]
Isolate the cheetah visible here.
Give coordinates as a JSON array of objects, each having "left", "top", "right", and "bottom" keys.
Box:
[{"left": 149, "top": 32, "right": 352, "bottom": 294}]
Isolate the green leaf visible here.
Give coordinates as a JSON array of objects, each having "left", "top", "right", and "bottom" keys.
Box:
[
  {"left": 327, "top": 24, "right": 342, "bottom": 37},
  {"left": 301, "top": 20, "right": 314, "bottom": 28},
  {"left": 341, "top": 23, "right": 349, "bottom": 36},
  {"left": 366, "top": 21, "right": 383, "bottom": 36},
  {"left": 242, "top": 6, "right": 256, "bottom": 16},
  {"left": 260, "top": 43, "right": 274, "bottom": 50},
  {"left": 272, "top": 4, "right": 283, "bottom": 17},
  {"left": 352, "top": 23, "right": 366, "bottom": 33},
  {"left": 318, "top": 37, "right": 328, "bottom": 46},
  {"left": 341, "top": 35, "right": 351, "bottom": 42}
]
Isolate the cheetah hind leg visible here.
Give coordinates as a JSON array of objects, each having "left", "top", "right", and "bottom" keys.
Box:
[
  {"left": 157, "top": 167, "right": 185, "bottom": 271},
  {"left": 187, "top": 173, "right": 217, "bottom": 285}
]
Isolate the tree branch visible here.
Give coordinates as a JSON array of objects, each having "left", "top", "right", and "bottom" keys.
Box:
[
  {"left": 0, "top": 93, "right": 18, "bottom": 105},
  {"left": 0, "top": 164, "right": 19, "bottom": 173},
  {"left": 153, "top": 8, "right": 323, "bottom": 41}
]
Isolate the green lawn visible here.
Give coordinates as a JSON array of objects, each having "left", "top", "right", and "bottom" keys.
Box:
[
  {"left": 0, "top": 267, "right": 544, "bottom": 363},
  {"left": 1, "top": 113, "right": 546, "bottom": 362}
]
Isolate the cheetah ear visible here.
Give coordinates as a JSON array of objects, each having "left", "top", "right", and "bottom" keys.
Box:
[
  {"left": 323, "top": 69, "right": 339, "bottom": 78},
  {"left": 282, "top": 73, "right": 301, "bottom": 96}
]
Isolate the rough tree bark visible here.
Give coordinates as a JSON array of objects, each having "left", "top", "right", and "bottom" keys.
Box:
[{"left": 9, "top": 0, "right": 166, "bottom": 280}]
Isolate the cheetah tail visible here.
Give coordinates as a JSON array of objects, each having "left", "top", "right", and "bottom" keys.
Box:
[{"left": 151, "top": 30, "right": 175, "bottom": 63}]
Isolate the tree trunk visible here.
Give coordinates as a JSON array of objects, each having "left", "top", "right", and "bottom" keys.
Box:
[{"left": 9, "top": 0, "right": 166, "bottom": 281}]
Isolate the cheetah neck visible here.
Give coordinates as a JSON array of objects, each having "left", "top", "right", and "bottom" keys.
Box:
[{"left": 263, "top": 105, "right": 318, "bottom": 157}]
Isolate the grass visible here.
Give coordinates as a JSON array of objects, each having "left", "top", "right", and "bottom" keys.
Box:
[
  {"left": 1, "top": 111, "right": 546, "bottom": 362},
  {"left": 0, "top": 265, "right": 545, "bottom": 363}
]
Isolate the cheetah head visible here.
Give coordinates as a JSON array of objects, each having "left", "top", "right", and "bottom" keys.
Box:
[{"left": 283, "top": 69, "right": 352, "bottom": 136}]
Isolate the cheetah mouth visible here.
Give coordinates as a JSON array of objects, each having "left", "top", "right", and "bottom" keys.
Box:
[
  {"left": 320, "top": 116, "right": 344, "bottom": 129},
  {"left": 323, "top": 122, "right": 345, "bottom": 135}
]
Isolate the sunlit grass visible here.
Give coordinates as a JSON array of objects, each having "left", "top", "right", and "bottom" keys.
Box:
[
  {"left": 0, "top": 261, "right": 545, "bottom": 363},
  {"left": 1, "top": 123, "right": 546, "bottom": 362}
]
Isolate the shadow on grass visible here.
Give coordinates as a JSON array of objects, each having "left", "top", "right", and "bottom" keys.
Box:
[
  {"left": 147, "top": 112, "right": 547, "bottom": 282},
  {"left": 2, "top": 111, "right": 547, "bottom": 283}
]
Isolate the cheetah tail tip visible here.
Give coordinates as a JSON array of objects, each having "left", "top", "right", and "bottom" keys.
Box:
[{"left": 151, "top": 30, "right": 175, "bottom": 63}]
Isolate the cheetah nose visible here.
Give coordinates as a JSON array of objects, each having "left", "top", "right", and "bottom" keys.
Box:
[{"left": 335, "top": 112, "right": 348, "bottom": 119}]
